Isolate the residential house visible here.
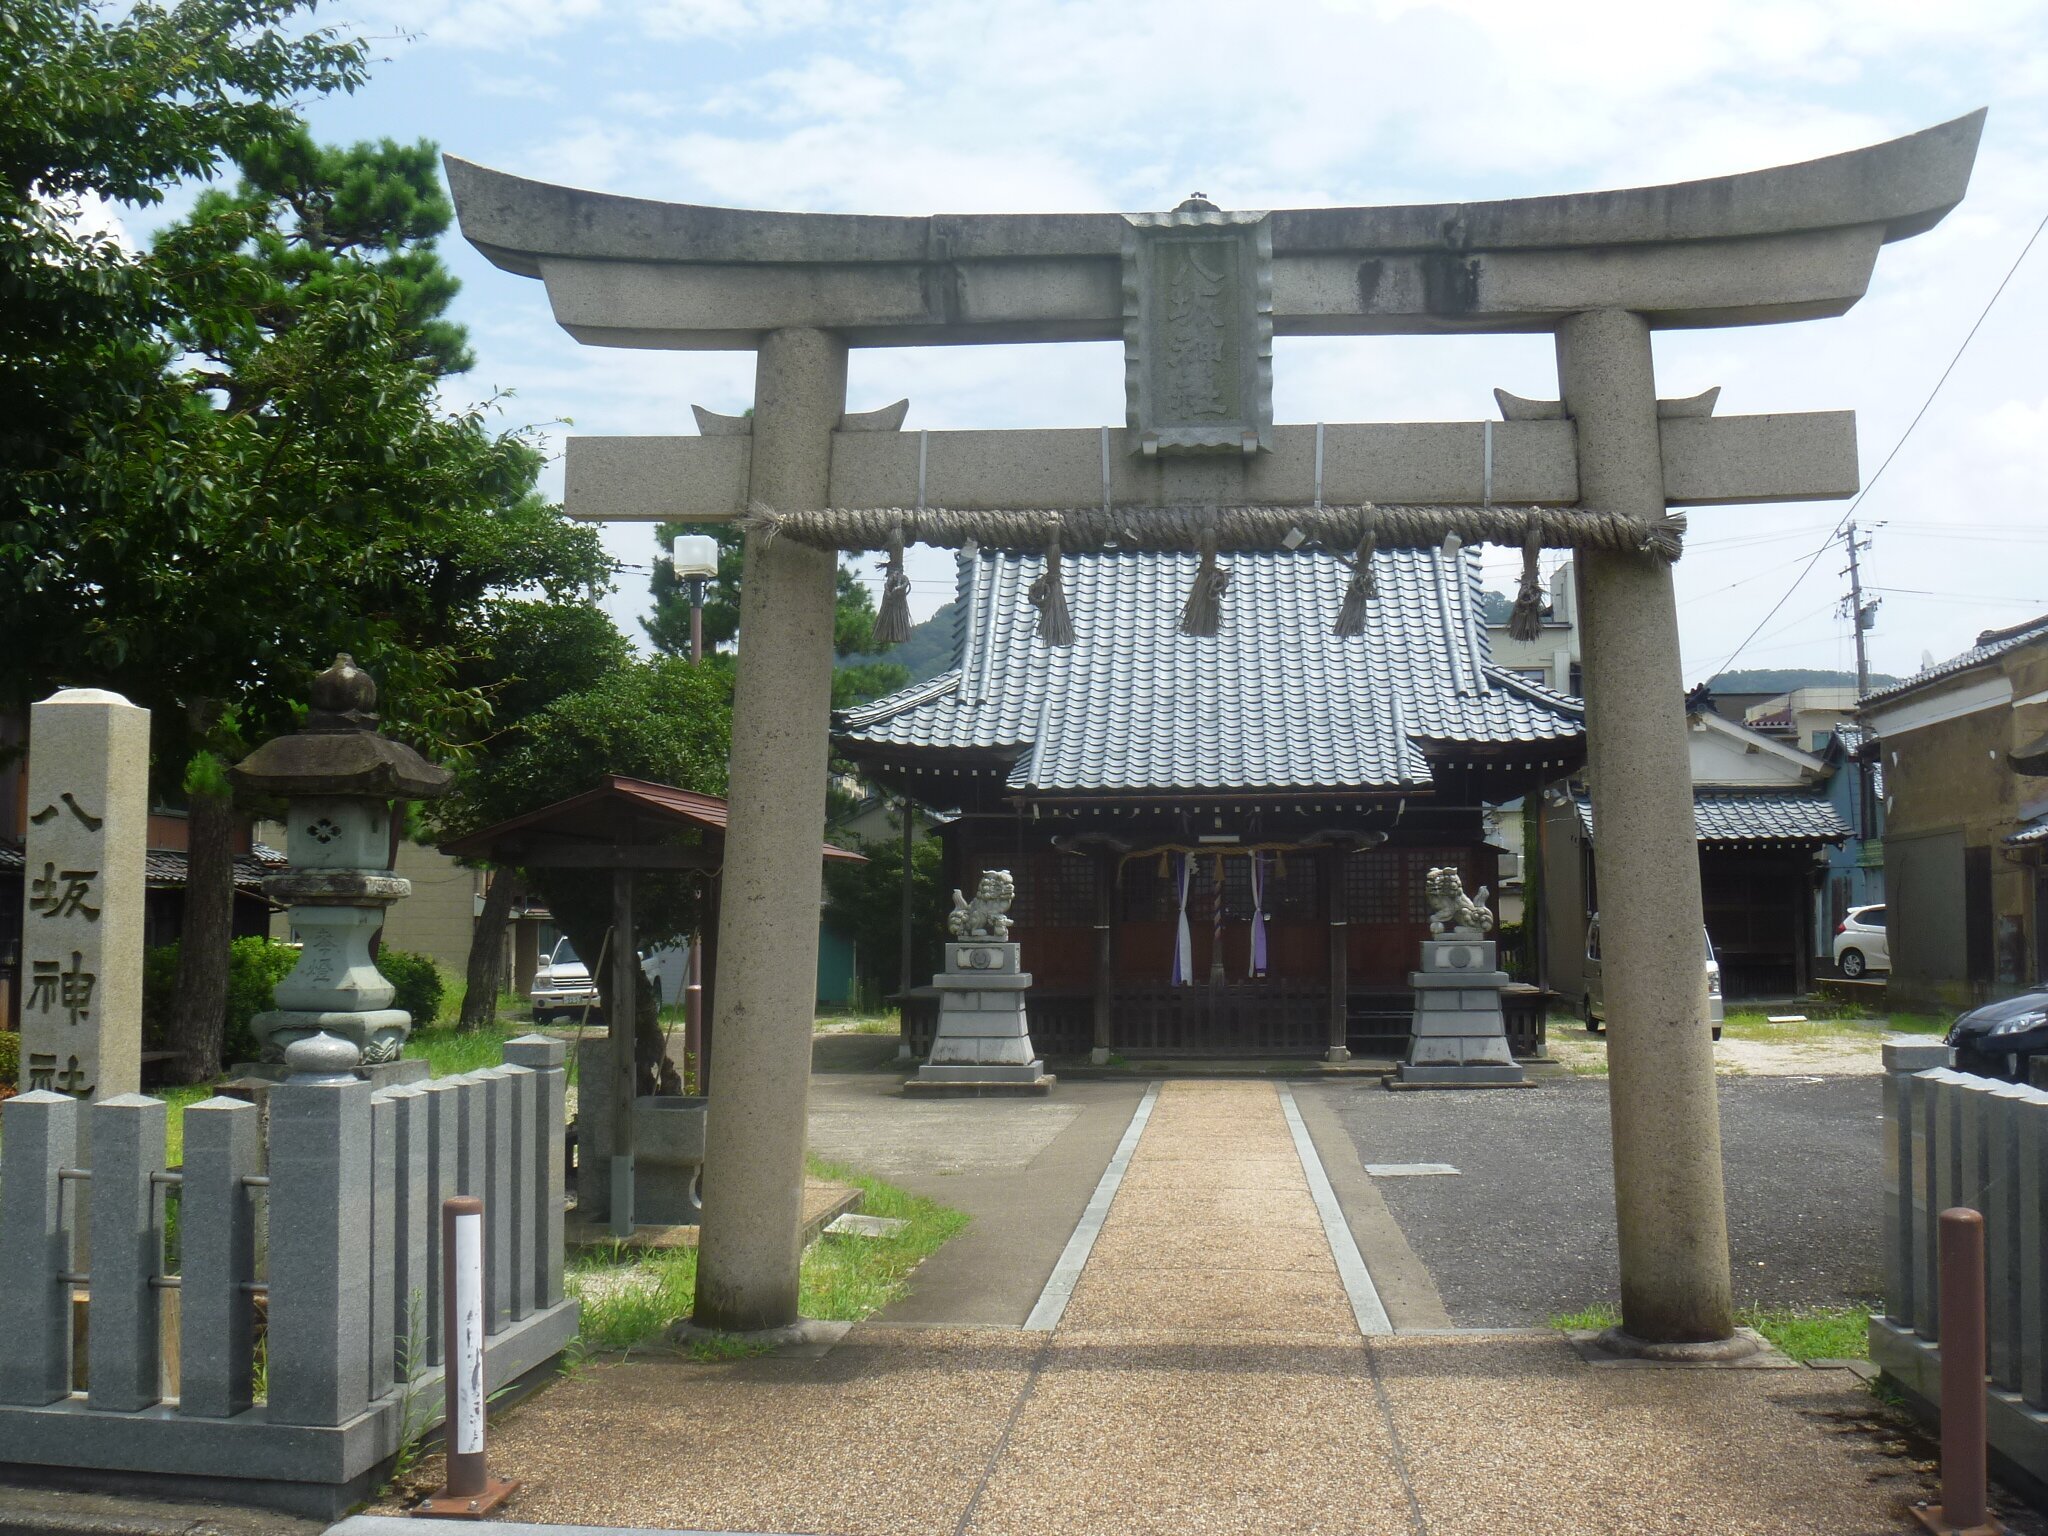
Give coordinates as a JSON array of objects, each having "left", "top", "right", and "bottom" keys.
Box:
[
  {"left": 1541, "top": 693, "right": 1852, "bottom": 1004},
  {"left": 1861, "top": 613, "right": 2048, "bottom": 1011}
]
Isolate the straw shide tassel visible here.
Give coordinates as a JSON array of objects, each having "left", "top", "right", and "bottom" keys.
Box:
[
  {"left": 873, "top": 526, "right": 912, "bottom": 646},
  {"left": 1180, "top": 524, "right": 1230, "bottom": 637},
  {"left": 1027, "top": 521, "right": 1075, "bottom": 646},
  {"left": 1508, "top": 528, "right": 1545, "bottom": 642},
  {"left": 1333, "top": 507, "right": 1378, "bottom": 637}
]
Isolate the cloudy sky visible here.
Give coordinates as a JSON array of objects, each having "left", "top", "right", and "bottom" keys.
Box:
[{"left": 287, "top": 0, "right": 2048, "bottom": 684}]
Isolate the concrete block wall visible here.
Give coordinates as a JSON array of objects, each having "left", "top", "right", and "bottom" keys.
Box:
[
  {"left": 1872, "top": 1046, "right": 2048, "bottom": 1496},
  {"left": 0, "top": 1036, "right": 577, "bottom": 1518}
]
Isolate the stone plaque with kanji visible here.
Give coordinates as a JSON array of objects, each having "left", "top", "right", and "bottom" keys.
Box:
[
  {"left": 22, "top": 689, "right": 148, "bottom": 1101},
  {"left": 1122, "top": 205, "right": 1273, "bottom": 457}
]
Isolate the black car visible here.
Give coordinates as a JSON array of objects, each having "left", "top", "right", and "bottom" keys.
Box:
[{"left": 1946, "top": 989, "right": 2048, "bottom": 1081}]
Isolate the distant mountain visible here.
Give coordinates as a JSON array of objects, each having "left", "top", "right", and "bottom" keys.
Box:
[
  {"left": 839, "top": 599, "right": 959, "bottom": 685},
  {"left": 1704, "top": 667, "right": 1901, "bottom": 694}
]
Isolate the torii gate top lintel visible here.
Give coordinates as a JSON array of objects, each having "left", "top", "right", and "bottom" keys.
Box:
[{"left": 446, "top": 108, "right": 1982, "bottom": 348}]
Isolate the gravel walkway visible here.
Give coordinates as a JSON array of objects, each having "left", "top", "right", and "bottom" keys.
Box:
[{"left": 429, "top": 1079, "right": 1956, "bottom": 1534}]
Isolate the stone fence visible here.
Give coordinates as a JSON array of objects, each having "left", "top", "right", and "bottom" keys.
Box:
[
  {"left": 0, "top": 1035, "right": 579, "bottom": 1518},
  {"left": 1871, "top": 1043, "right": 2048, "bottom": 1496}
]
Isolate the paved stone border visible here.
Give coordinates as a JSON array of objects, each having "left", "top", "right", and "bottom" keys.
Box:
[
  {"left": 1022, "top": 1081, "right": 1161, "bottom": 1331},
  {"left": 1276, "top": 1083, "right": 1393, "bottom": 1336}
]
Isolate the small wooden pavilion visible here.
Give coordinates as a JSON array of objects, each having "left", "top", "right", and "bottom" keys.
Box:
[
  {"left": 836, "top": 546, "right": 1586, "bottom": 1061},
  {"left": 441, "top": 775, "right": 860, "bottom": 1232}
]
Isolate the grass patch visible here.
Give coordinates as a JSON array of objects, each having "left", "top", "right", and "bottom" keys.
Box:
[
  {"left": 1546, "top": 1300, "right": 1871, "bottom": 1364},
  {"left": 800, "top": 1157, "right": 970, "bottom": 1319},
  {"left": 1549, "top": 1302, "right": 1620, "bottom": 1331},
  {"left": 565, "top": 1159, "right": 968, "bottom": 1362},
  {"left": 1886, "top": 1013, "right": 1949, "bottom": 1037},
  {"left": 814, "top": 1010, "right": 901, "bottom": 1036},
  {"left": 1718, "top": 1012, "right": 1893, "bottom": 1047},
  {"left": 1740, "top": 1305, "right": 1869, "bottom": 1362},
  {"left": 403, "top": 1021, "right": 525, "bottom": 1077}
]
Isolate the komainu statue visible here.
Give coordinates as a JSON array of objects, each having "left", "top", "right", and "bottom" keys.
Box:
[
  {"left": 1424, "top": 866, "right": 1494, "bottom": 936},
  {"left": 948, "top": 869, "right": 1016, "bottom": 942}
]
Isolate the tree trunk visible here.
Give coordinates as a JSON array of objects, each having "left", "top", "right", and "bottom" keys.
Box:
[
  {"left": 459, "top": 868, "right": 519, "bottom": 1032},
  {"left": 169, "top": 783, "right": 238, "bottom": 1083}
]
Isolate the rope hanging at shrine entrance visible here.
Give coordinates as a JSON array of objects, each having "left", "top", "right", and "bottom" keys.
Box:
[{"left": 741, "top": 499, "right": 1686, "bottom": 648}]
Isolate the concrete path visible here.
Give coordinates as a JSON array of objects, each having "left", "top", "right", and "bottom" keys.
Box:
[{"left": 434, "top": 1078, "right": 1946, "bottom": 1534}]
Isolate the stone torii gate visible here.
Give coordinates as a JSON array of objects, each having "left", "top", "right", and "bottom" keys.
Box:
[{"left": 448, "top": 110, "right": 1982, "bottom": 1349}]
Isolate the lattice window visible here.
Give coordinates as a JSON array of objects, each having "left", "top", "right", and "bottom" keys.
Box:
[
  {"left": 1259, "top": 849, "right": 1319, "bottom": 919},
  {"left": 1346, "top": 847, "right": 1404, "bottom": 924},
  {"left": 1023, "top": 848, "right": 1097, "bottom": 927},
  {"left": 1347, "top": 847, "right": 1469, "bottom": 924},
  {"left": 1119, "top": 855, "right": 1176, "bottom": 923}
]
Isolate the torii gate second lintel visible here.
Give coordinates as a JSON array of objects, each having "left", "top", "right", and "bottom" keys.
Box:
[{"left": 446, "top": 113, "right": 1984, "bottom": 1349}]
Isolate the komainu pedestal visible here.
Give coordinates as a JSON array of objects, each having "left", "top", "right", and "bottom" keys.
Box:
[
  {"left": 1393, "top": 932, "right": 1526, "bottom": 1087},
  {"left": 908, "top": 941, "right": 1054, "bottom": 1097}
]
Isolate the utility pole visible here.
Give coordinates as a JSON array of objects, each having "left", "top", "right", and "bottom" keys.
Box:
[{"left": 1838, "top": 522, "right": 1880, "bottom": 698}]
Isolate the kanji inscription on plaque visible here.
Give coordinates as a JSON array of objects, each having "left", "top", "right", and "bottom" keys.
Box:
[{"left": 1122, "top": 203, "right": 1273, "bottom": 457}]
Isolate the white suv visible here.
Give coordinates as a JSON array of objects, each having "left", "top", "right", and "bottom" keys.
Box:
[
  {"left": 1832, "top": 904, "right": 1888, "bottom": 978},
  {"left": 1583, "top": 916, "right": 1724, "bottom": 1039}
]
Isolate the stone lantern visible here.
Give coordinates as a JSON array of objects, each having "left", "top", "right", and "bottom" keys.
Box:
[{"left": 231, "top": 655, "right": 451, "bottom": 1066}]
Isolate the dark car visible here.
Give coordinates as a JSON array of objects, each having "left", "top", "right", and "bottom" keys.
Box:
[{"left": 1946, "top": 989, "right": 2048, "bottom": 1081}]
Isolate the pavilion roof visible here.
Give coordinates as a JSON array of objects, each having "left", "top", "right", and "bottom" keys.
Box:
[
  {"left": 835, "top": 547, "right": 1583, "bottom": 797},
  {"left": 438, "top": 774, "right": 863, "bottom": 865}
]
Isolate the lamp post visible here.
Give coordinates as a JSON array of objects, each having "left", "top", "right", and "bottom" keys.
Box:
[{"left": 671, "top": 535, "right": 720, "bottom": 1089}]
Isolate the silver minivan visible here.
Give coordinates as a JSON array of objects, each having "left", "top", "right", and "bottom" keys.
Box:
[{"left": 1583, "top": 915, "right": 1724, "bottom": 1040}]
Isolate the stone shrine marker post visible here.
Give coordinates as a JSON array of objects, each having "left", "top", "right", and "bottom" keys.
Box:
[
  {"left": 21, "top": 689, "right": 148, "bottom": 1105},
  {"left": 449, "top": 112, "right": 1984, "bottom": 1348}
]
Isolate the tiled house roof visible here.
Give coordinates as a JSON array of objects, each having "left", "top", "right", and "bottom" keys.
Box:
[
  {"left": 836, "top": 547, "right": 1584, "bottom": 795},
  {"left": 1861, "top": 612, "right": 2048, "bottom": 707},
  {"left": 1576, "top": 791, "right": 1851, "bottom": 846},
  {"left": 2, "top": 841, "right": 287, "bottom": 893}
]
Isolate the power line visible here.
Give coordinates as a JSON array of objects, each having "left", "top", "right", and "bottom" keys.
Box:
[{"left": 1709, "top": 202, "right": 2048, "bottom": 679}]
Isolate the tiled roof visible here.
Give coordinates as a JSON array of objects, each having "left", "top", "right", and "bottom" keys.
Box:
[
  {"left": 2008, "top": 815, "right": 2048, "bottom": 849},
  {"left": 1576, "top": 791, "right": 1851, "bottom": 846},
  {"left": 1861, "top": 612, "right": 2048, "bottom": 707},
  {"left": 2, "top": 840, "right": 285, "bottom": 892},
  {"left": 837, "top": 547, "right": 1584, "bottom": 795}
]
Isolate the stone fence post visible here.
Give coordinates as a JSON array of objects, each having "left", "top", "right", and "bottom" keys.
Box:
[
  {"left": 265, "top": 1038, "right": 373, "bottom": 1428},
  {"left": 0, "top": 1092, "right": 82, "bottom": 1405}
]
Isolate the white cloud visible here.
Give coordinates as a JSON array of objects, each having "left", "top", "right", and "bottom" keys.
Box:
[{"left": 415, "top": 0, "right": 2048, "bottom": 670}]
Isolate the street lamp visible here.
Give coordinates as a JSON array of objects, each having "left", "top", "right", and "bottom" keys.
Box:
[
  {"left": 670, "top": 535, "right": 719, "bottom": 666},
  {"left": 669, "top": 533, "right": 720, "bottom": 1091}
]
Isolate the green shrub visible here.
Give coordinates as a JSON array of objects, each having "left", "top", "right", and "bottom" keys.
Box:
[
  {"left": 226, "top": 937, "right": 299, "bottom": 1065},
  {"left": 0, "top": 1029, "right": 18, "bottom": 1088},
  {"left": 143, "top": 943, "right": 181, "bottom": 1050},
  {"left": 381, "top": 948, "right": 446, "bottom": 1029},
  {"left": 141, "top": 937, "right": 300, "bottom": 1068}
]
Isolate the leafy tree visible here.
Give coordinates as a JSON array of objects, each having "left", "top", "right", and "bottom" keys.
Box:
[
  {"left": 420, "top": 599, "right": 634, "bottom": 1031},
  {"left": 645, "top": 521, "right": 911, "bottom": 706},
  {"left": 822, "top": 813, "right": 947, "bottom": 999},
  {"left": 4, "top": 71, "right": 610, "bottom": 1076},
  {"left": 483, "top": 657, "right": 734, "bottom": 1089},
  {"left": 1, "top": 1, "right": 369, "bottom": 532}
]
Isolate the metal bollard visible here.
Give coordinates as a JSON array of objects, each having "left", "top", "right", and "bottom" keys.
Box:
[
  {"left": 415, "top": 1196, "right": 519, "bottom": 1519},
  {"left": 1914, "top": 1207, "right": 2003, "bottom": 1535}
]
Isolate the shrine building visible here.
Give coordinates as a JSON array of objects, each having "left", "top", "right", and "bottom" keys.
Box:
[{"left": 835, "top": 542, "right": 1584, "bottom": 1062}]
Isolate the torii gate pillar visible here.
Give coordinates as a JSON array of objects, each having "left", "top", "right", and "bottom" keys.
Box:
[
  {"left": 693, "top": 328, "right": 846, "bottom": 1331},
  {"left": 1560, "top": 309, "right": 1735, "bottom": 1348}
]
